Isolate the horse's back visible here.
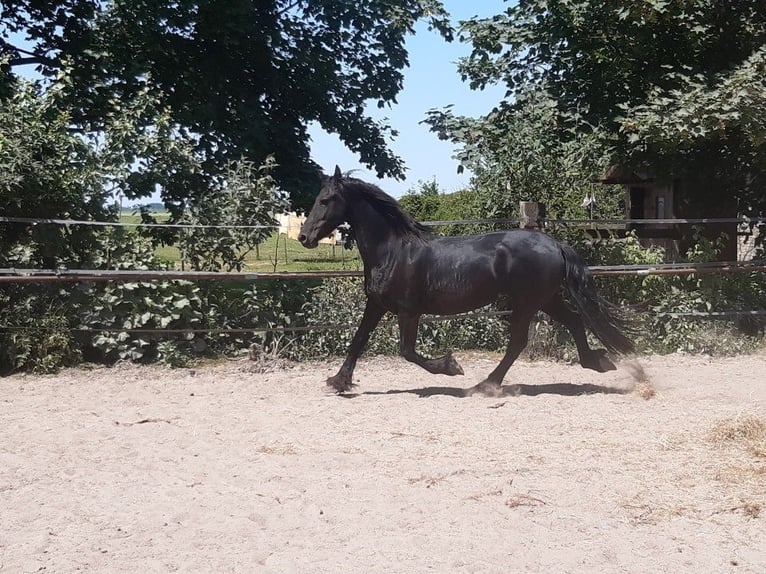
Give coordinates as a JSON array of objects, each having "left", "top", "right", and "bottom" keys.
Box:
[{"left": 433, "top": 229, "right": 564, "bottom": 276}]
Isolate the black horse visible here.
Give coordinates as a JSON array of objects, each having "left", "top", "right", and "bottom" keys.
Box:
[{"left": 299, "top": 167, "right": 634, "bottom": 395}]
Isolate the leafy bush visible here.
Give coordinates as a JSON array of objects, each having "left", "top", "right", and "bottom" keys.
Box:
[
  {"left": 0, "top": 83, "right": 113, "bottom": 268},
  {"left": 77, "top": 280, "right": 209, "bottom": 362},
  {"left": 156, "top": 341, "right": 193, "bottom": 368},
  {"left": 0, "top": 130, "right": 304, "bottom": 372},
  {"left": 0, "top": 287, "right": 81, "bottom": 374},
  {"left": 287, "top": 278, "right": 398, "bottom": 359},
  {"left": 639, "top": 233, "right": 765, "bottom": 354},
  {"left": 178, "top": 157, "right": 289, "bottom": 271},
  {"left": 399, "top": 180, "right": 482, "bottom": 236},
  {"left": 558, "top": 228, "right": 765, "bottom": 355},
  {"left": 0, "top": 101, "right": 766, "bottom": 373}
]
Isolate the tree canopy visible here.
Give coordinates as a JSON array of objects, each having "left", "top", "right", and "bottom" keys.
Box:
[
  {"left": 458, "top": 1, "right": 765, "bottom": 129},
  {"left": 427, "top": 0, "right": 766, "bottom": 219},
  {"left": 1, "top": 0, "right": 452, "bottom": 211}
]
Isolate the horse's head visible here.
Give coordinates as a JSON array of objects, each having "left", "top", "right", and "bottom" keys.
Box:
[{"left": 299, "top": 165, "right": 349, "bottom": 248}]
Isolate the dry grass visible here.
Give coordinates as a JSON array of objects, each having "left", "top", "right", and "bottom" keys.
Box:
[
  {"left": 506, "top": 494, "right": 547, "bottom": 509},
  {"left": 711, "top": 500, "right": 763, "bottom": 519},
  {"left": 634, "top": 382, "right": 656, "bottom": 400},
  {"left": 465, "top": 489, "right": 504, "bottom": 502},
  {"left": 712, "top": 460, "right": 766, "bottom": 487},
  {"left": 742, "top": 501, "right": 762, "bottom": 519},
  {"left": 254, "top": 443, "right": 298, "bottom": 455},
  {"left": 708, "top": 414, "right": 766, "bottom": 509},
  {"left": 708, "top": 414, "right": 766, "bottom": 458},
  {"left": 624, "top": 360, "right": 657, "bottom": 400}
]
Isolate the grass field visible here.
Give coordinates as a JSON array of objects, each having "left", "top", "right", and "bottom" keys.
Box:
[
  {"left": 119, "top": 210, "right": 362, "bottom": 272},
  {"left": 158, "top": 236, "right": 362, "bottom": 272}
]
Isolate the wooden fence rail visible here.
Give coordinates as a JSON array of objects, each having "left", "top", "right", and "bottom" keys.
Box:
[{"left": 1, "top": 260, "right": 765, "bottom": 283}]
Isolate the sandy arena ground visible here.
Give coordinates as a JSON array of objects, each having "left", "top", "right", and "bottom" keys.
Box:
[{"left": 1, "top": 352, "right": 765, "bottom": 573}]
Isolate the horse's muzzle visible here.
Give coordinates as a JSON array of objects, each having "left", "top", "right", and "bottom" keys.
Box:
[{"left": 299, "top": 233, "right": 317, "bottom": 249}]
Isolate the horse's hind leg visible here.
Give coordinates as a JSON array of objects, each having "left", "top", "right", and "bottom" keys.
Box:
[
  {"left": 542, "top": 294, "right": 615, "bottom": 372},
  {"left": 397, "top": 313, "right": 464, "bottom": 376},
  {"left": 467, "top": 312, "right": 532, "bottom": 397}
]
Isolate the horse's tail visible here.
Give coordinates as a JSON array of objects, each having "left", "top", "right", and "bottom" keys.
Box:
[{"left": 560, "top": 243, "right": 635, "bottom": 355}]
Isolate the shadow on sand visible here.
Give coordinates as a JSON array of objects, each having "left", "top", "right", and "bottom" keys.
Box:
[{"left": 349, "top": 382, "right": 632, "bottom": 399}]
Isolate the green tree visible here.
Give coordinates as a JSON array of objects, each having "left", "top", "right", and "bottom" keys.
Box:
[
  {"left": 428, "top": 1, "right": 766, "bottom": 222},
  {"left": 0, "top": 82, "right": 112, "bottom": 267},
  {"left": 179, "top": 156, "right": 289, "bottom": 271},
  {"left": 1, "top": 0, "right": 452, "bottom": 210},
  {"left": 399, "top": 179, "right": 481, "bottom": 235},
  {"left": 426, "top": 91, "right": 621, "bottom": 220},
  {"left": 619, "top": 45, "right": 766, "bottom": 220},
  {"left": 457, "top": 1, "right": 765, "bottom": 132},
  {"left": 399, "top": 179, "right": 442, "bottom": 222}
]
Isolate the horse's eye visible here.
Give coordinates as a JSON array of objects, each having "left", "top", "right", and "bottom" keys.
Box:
[{"left": 319, "top": 198, "right": 330, "bottom": 206}]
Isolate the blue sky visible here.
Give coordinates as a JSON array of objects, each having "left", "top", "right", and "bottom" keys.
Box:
[{"left": 310, "top": 1, "right": 510, "bottom": 197}]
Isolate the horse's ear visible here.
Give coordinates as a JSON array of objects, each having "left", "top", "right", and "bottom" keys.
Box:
[{"left": 333, "top": 165, "right": 342, "bottom": 180}]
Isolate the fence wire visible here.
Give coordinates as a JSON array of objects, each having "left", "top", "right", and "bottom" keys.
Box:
[
  {"left": 1, "top": 259, "right": 765, "bottom": 283},
  {"left": 0, "top": 215, "right": 278, "bottom": 230},
  {"left": 2, "top": 214, "right": 766, "bottom": 230}
]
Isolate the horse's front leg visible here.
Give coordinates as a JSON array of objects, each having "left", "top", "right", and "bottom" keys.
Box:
[
  {"left": 397, "top": 313, "right": 464, "bottom": 376},
  {"left": 326, "top": 300, "right": 385, "bottom": 393}
]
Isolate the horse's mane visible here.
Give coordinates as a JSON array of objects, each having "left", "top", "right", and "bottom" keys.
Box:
[{"left": 339, "top": 177, "right": 432, "bottom": 242}]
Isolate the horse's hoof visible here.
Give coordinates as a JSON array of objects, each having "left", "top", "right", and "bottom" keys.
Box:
[
  {"left": 598, "top": 356, "right": 617, "bottom": 372},
  {"left": 326, "top": 374, "right": 356, "bottom": 394},
  {"left": 444, "top": 352, "right": 464, "bottom": 376},
  {"left": 465, "top": 380, "right": 503, "bottom": 397},
  {"left": 582, "top": 349, "right": 616, "bottom": 373}
]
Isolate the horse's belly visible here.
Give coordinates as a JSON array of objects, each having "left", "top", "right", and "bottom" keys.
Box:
[
  {"left": 423, "top": 297, "right": 498, "bottom": 316},
  {"left": 420, "top": 281, "right": 499, "bottom": 315}
]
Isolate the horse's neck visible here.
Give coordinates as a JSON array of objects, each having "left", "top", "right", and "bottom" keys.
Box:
[{"left": 347, "top": 200, "right": 406, "bottom": 268}]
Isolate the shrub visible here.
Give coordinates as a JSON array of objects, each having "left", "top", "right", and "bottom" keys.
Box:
[{"left": 0, "top": 288, "right": 81, "bottom": 374}]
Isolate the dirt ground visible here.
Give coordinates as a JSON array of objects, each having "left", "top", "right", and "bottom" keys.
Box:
[{"left": 2, "top": 352, "right": 765, "bottom": 573}]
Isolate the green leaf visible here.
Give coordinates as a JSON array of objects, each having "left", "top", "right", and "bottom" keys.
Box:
[{"left": 173, "top": 298, "right": 190, "bottom": 309}]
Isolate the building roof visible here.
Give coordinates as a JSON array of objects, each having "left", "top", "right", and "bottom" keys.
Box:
[{"left": 598, "top": 165, "right": 654, "bottom": 184}]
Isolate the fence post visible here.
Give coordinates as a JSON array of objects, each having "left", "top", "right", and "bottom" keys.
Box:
[
  {"left": 519, "top": 201, "right": 541, "bottom": 229},
  {"left": 180, "top": 228, "right": 186, "bottom": 271}
]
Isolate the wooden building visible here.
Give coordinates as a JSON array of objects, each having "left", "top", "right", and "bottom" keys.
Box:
[
  {"left": 277, "top": 212, "right": 339, "bottom": 245},
  {"left": 599, "top": 166, "right": 738, "bottom": 261}
]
